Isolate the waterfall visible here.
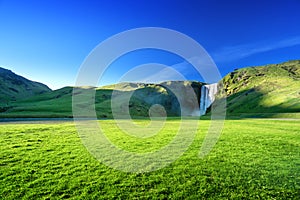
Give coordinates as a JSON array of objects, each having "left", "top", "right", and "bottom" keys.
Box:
[{"left": 199, "top": 83, "right": 218, "bottom": 115}]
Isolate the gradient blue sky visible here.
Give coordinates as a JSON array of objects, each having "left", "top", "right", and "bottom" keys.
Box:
[{"left": 0, "top": 0, "right": 300, "bottom": 89}]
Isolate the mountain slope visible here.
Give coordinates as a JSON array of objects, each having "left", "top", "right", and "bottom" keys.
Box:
[
  {"left": 0, "top": 67, "right": 51, "bottom": 103},
  {"left": 1, "top": 60, "right": 300, "bottom": 118},
  {"left": 0, "top": 81, "right": 203, "bottom": 118},
  {"left": 220, "top": 60, "right": 300, "bottom": 117}
]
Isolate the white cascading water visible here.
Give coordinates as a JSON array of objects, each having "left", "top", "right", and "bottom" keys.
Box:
[{"left": 199, "top": 83, "right": 218, "bottom": 115}]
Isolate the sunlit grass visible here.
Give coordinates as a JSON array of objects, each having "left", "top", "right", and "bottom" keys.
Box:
[{"left": 0, "top": 119, "right": 299, "bottom": 199}]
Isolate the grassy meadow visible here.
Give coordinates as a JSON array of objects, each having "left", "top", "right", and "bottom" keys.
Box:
[{"left": 0, "top": 119, "right": 299, "bottom": 199}]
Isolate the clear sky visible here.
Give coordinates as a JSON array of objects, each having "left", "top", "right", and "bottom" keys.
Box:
[{"left": 0, "top": 0, "right": 300, "bottom": 89}]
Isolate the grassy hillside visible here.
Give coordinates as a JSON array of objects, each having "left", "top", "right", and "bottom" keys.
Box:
[
  {"left": 0, "top": 87, "right": 74, "bottom": 118},
  {"left": 0, "top": 81, "right": 203, "bottom": 118},
  {"left": 220, "top": 60, "right": 300, "bottom": 118},
  {"left": 0, "top": 67, "right": 51, "bottom": 104},
  {"left": 1, "top": 60, "right": 300, "bottom": 118}
]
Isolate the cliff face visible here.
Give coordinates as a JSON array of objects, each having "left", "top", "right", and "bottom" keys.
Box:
[{"left": 0, "top": 67, "right": 51, "bottom": 103}]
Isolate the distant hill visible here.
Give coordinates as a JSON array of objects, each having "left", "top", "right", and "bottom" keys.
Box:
[
  {"left": 0, "top": 67, "right": 51, "bottom": 104},
  {"left": 219, "top": 60, "right": 300, "bottom": 118},
  {"left": 1, "top": 60, "right": 300, "bottom": 118},
  {"left": 0, "top": 81, "right": 203, "bottom": 118}
]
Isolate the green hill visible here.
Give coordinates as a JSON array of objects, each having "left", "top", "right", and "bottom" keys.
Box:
[
  {"left": 219, "top": 60, "right": 300, "bottom": 118},
  {"left": 0, "top": 67, "right": 51, "bottom": 102},
  {"left": 0, "top": 81, "right": 203, "bottom": 118},
  {"left": 1, "top": 60, "right": 300, "bottom": 119}
]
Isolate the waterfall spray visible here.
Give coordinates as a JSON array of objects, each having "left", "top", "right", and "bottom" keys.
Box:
[{"left": 199, "top": 83, "right": 218, "bottom": 116}]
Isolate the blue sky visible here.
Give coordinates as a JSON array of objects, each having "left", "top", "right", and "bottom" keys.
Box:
[{"left": 0, "top": 0, "right": 300, "bottom": 89}]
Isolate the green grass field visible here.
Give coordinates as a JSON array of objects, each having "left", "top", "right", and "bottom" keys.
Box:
[{"left": 1, "top": 119, "right": 299, "bottom": 199}]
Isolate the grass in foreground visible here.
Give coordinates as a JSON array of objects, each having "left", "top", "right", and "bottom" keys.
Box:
[{"left": 0, "top": 119, "right": 299, "bottom": 199}]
